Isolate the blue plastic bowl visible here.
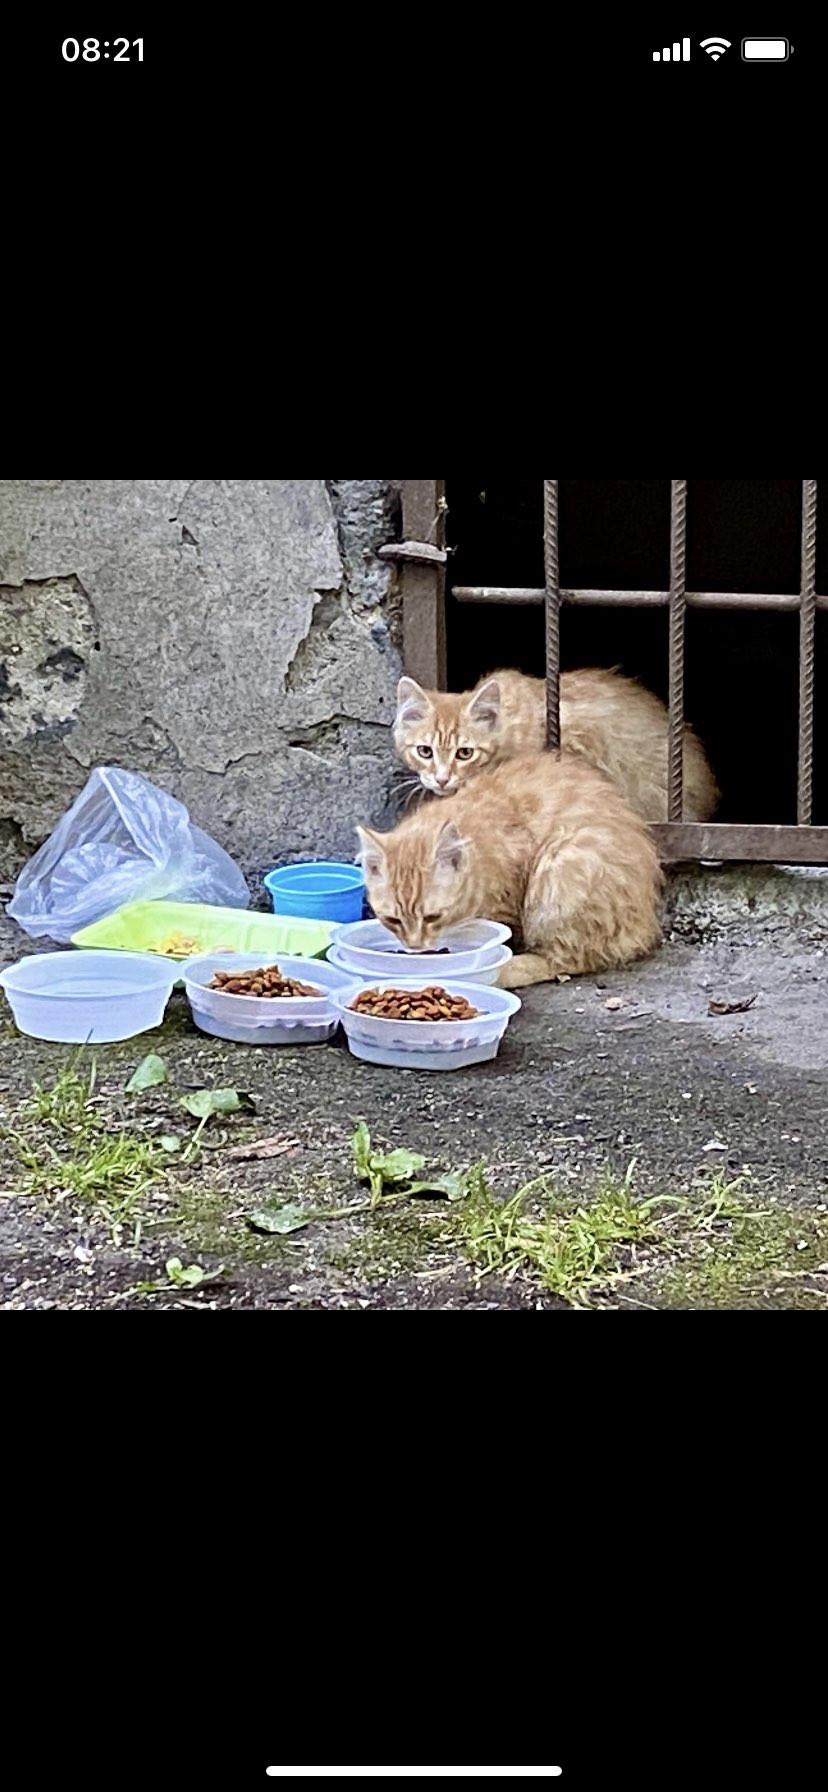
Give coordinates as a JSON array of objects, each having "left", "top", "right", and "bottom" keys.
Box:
[{"left": 263, "top": 861, "right": 366, "bottom": 924}]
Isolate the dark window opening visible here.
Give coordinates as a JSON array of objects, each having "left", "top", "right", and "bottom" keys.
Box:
[{"left": 445, "top": 479, "right": 828, "bottom": 827}]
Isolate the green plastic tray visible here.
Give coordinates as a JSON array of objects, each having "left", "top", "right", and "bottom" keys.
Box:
[{"left": 71, "top": 900, "right": 334, "bottom": 961}]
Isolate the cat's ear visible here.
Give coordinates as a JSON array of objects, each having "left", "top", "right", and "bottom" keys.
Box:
[
  {"left": 434, "top": 820, "right": 470, "bottom": 873},
  {"left": 355, "top": 825, "right": 387, "bottom": 879},
  {"left": 396, "top": 676, "right": 431, "bottom": 725},
  {"left": 466, "top": 677, "right": 501, "bottom": 729}
]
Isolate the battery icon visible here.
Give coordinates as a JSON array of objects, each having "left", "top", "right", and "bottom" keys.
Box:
[{"left": 741, "top": 38, "right": 790, "bottom": 61}]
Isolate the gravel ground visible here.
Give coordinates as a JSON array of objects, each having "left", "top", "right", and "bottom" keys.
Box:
[{"left": 3, "top": 907, "right": 828, "bottom": 1310}]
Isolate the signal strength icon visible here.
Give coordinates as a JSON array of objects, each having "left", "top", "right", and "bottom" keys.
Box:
[
  {"left": 653, "top": 37, "right": 691, "bottom": 60},
  {"left": 700, "top": 36, "right": 731, "bottom": 59}
]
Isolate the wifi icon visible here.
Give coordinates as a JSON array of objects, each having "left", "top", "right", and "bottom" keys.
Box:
[{"left": 700, "top": 36, "right": 731, "bottom": 59}]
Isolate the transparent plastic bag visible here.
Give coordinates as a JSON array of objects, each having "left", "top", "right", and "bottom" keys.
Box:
[{"left": 6, "top": 766, "right": 249, "bottom": 941}]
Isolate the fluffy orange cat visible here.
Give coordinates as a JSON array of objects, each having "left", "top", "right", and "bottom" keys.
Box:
[
  {"left": 357, "top": 752, "right": 663, "bottom": 989},
  {"left": 394, "top": 666, "right": 718, "bottom": 823}
]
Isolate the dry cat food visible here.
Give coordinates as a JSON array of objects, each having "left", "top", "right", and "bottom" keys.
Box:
[
  {"left": 208, "top": 963, "right": 322, "bottom": 998},
  {"left": 349, "top": 984, "right": 480, "bottom": 1021}
]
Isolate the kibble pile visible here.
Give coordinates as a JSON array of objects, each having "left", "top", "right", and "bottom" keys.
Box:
[
  {"left": 349, "top": 985, "right": 480, "bottom": 1021},
  {"left": 209, "top": 964, "right": 322, "bottom": 998}
]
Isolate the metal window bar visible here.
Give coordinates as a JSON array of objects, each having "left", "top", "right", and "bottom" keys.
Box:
[
  {"left": 799, "top": 480, "right": 817, "bottom": 827},
  {"left": 544, "top": 479, "right": 560, "bottom": 748},
  {"left": 447, "top": 479, "right": 828, "bottom": 865},
  {"left": 668, "top": 480, "right": 687, "bottom": 822}
]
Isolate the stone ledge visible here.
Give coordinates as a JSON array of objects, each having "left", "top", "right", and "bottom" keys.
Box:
[{"left": 667, "top": 862, "right": 828, "bottom": 943}]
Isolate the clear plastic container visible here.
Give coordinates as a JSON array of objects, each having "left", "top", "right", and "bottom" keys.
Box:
[
  {"left": 182, "top": 951, "right": 353, "bottom": 1046},
  {"left": 331, "top": 977, "right": 521, "bottom": 1071},
  {"left": 326, "top": 940, "right": 512, "bottom": 987},
  {"left": 0, "top": 950, "right": 177, "bottom": 1043},
  {"left": 328, "top": 918, "right": 512, "bottom": 982}
]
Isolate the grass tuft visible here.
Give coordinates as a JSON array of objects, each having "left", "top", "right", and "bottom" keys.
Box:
[
  {"left": 5, "top": 1058, "right": 164, "bottom": 1233},
  {"left": 457, "top": 1164, "right": 779, "bottom": 1307},
  {"left": 460, "top": 1159, "right": 668, "bottom": 1305}
]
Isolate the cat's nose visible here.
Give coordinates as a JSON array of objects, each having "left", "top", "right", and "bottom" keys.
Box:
[{"left": 435, "top": 771, "right": 452, "bottom": 788}]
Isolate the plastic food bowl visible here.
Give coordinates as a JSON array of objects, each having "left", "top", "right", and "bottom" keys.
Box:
[
  {"left": 182, "top": 951, "right": 354, "bottom": 1046},
  {"left": 328, "top": 918, "right": 512, "bottom": 983},
  {"left": 332, "top": 977, "right": 521, "bottom": 1071},
  {"left": 0, "top": 950, "right": 177, "bottom": 1044},
  {"left": 71, "top": 899, "right": 334, "bottom": 962},
  {"left": 327, "top": 940, "right": 512, "bottom": 987},
  {"left": 263, "top": 862, "right": 365, "bottom": 924}
]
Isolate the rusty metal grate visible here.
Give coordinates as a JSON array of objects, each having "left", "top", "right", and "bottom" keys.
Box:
[
  {"left": 449, "top": 478, "right": 828, "bottom": 865},
  {"left": 396, "top": 480, "right": 828, "bottom": 864}
]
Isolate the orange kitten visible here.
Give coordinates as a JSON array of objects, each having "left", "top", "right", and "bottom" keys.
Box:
[
  {"left": 357, "top": 752, "right": 663, "bottom": 989},
  {"left": 394, "top": 666, "right": 718, "bottom": 822}
]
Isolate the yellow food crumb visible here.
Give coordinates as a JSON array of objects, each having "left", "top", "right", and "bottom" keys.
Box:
[
  {"left": 148, "top": 932, "right": 202, "bottom": 955},
  {"left": 147, "top": 934, "right": 240, "bottom": 956}
]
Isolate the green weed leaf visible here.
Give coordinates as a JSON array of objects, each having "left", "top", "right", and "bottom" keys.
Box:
[
  {"left": 351, "top": 1121, "right": 372, "bottom": 1177},
  {"left": 164, "top": 1256, "right": 223, "bottom": 1288},
  {"left": 176, "top": 1264, "right": 207, "bottom": 1288},
  {"left": 247, "top": 1202, "right": 310, "bottom": 1235},
  {"left": 178, "top": 1088, "right": 254, "bottom": 1119},
  {"left": 404, "top": 1170, "right": 473, "bottom": 1201},
  {"left": 371, "top": 1149, "right": 427, "bottom": 1183},
  {"left": 125, "top": 1054, "right": 168, "bottom": 1092}
]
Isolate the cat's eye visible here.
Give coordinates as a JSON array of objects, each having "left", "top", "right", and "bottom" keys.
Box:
[
  {"left": 455, "top": 747, "right": 475, "bottom": 761},
  {"left": 381, "top": 916, "right": 402, "bottom": 929},
  {"left": 417, "top": 745, "right": 434, "bottom": 760},
  {"left": 423, "top": 914, "right": 443, "bottom": 924}
]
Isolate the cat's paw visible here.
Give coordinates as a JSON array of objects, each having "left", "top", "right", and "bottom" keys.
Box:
[{"left": 497, "top": 954, "right": 555, "bottom": 990}]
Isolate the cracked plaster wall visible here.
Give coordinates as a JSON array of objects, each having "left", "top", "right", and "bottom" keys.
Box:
[{"left": 0, "top": 479, "right": 402, "bottom": 886}]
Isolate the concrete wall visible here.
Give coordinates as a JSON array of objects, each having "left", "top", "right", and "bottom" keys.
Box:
[{"left": 0, "top": 480, "right": 402, "bottom": 888}]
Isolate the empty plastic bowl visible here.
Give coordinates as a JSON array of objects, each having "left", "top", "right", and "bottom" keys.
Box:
[
  {"left": 182, "top": 951, "right": 354, "bottom": 1045},
  {"left": 263, "top": 861, "right": 365, "bottom": 924},
  {"left": 332, "top": 977, "right": 521, "bottom": 1071},
  {"left": 0, "top": 950, "right": 177, "bottom": 1043}
]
